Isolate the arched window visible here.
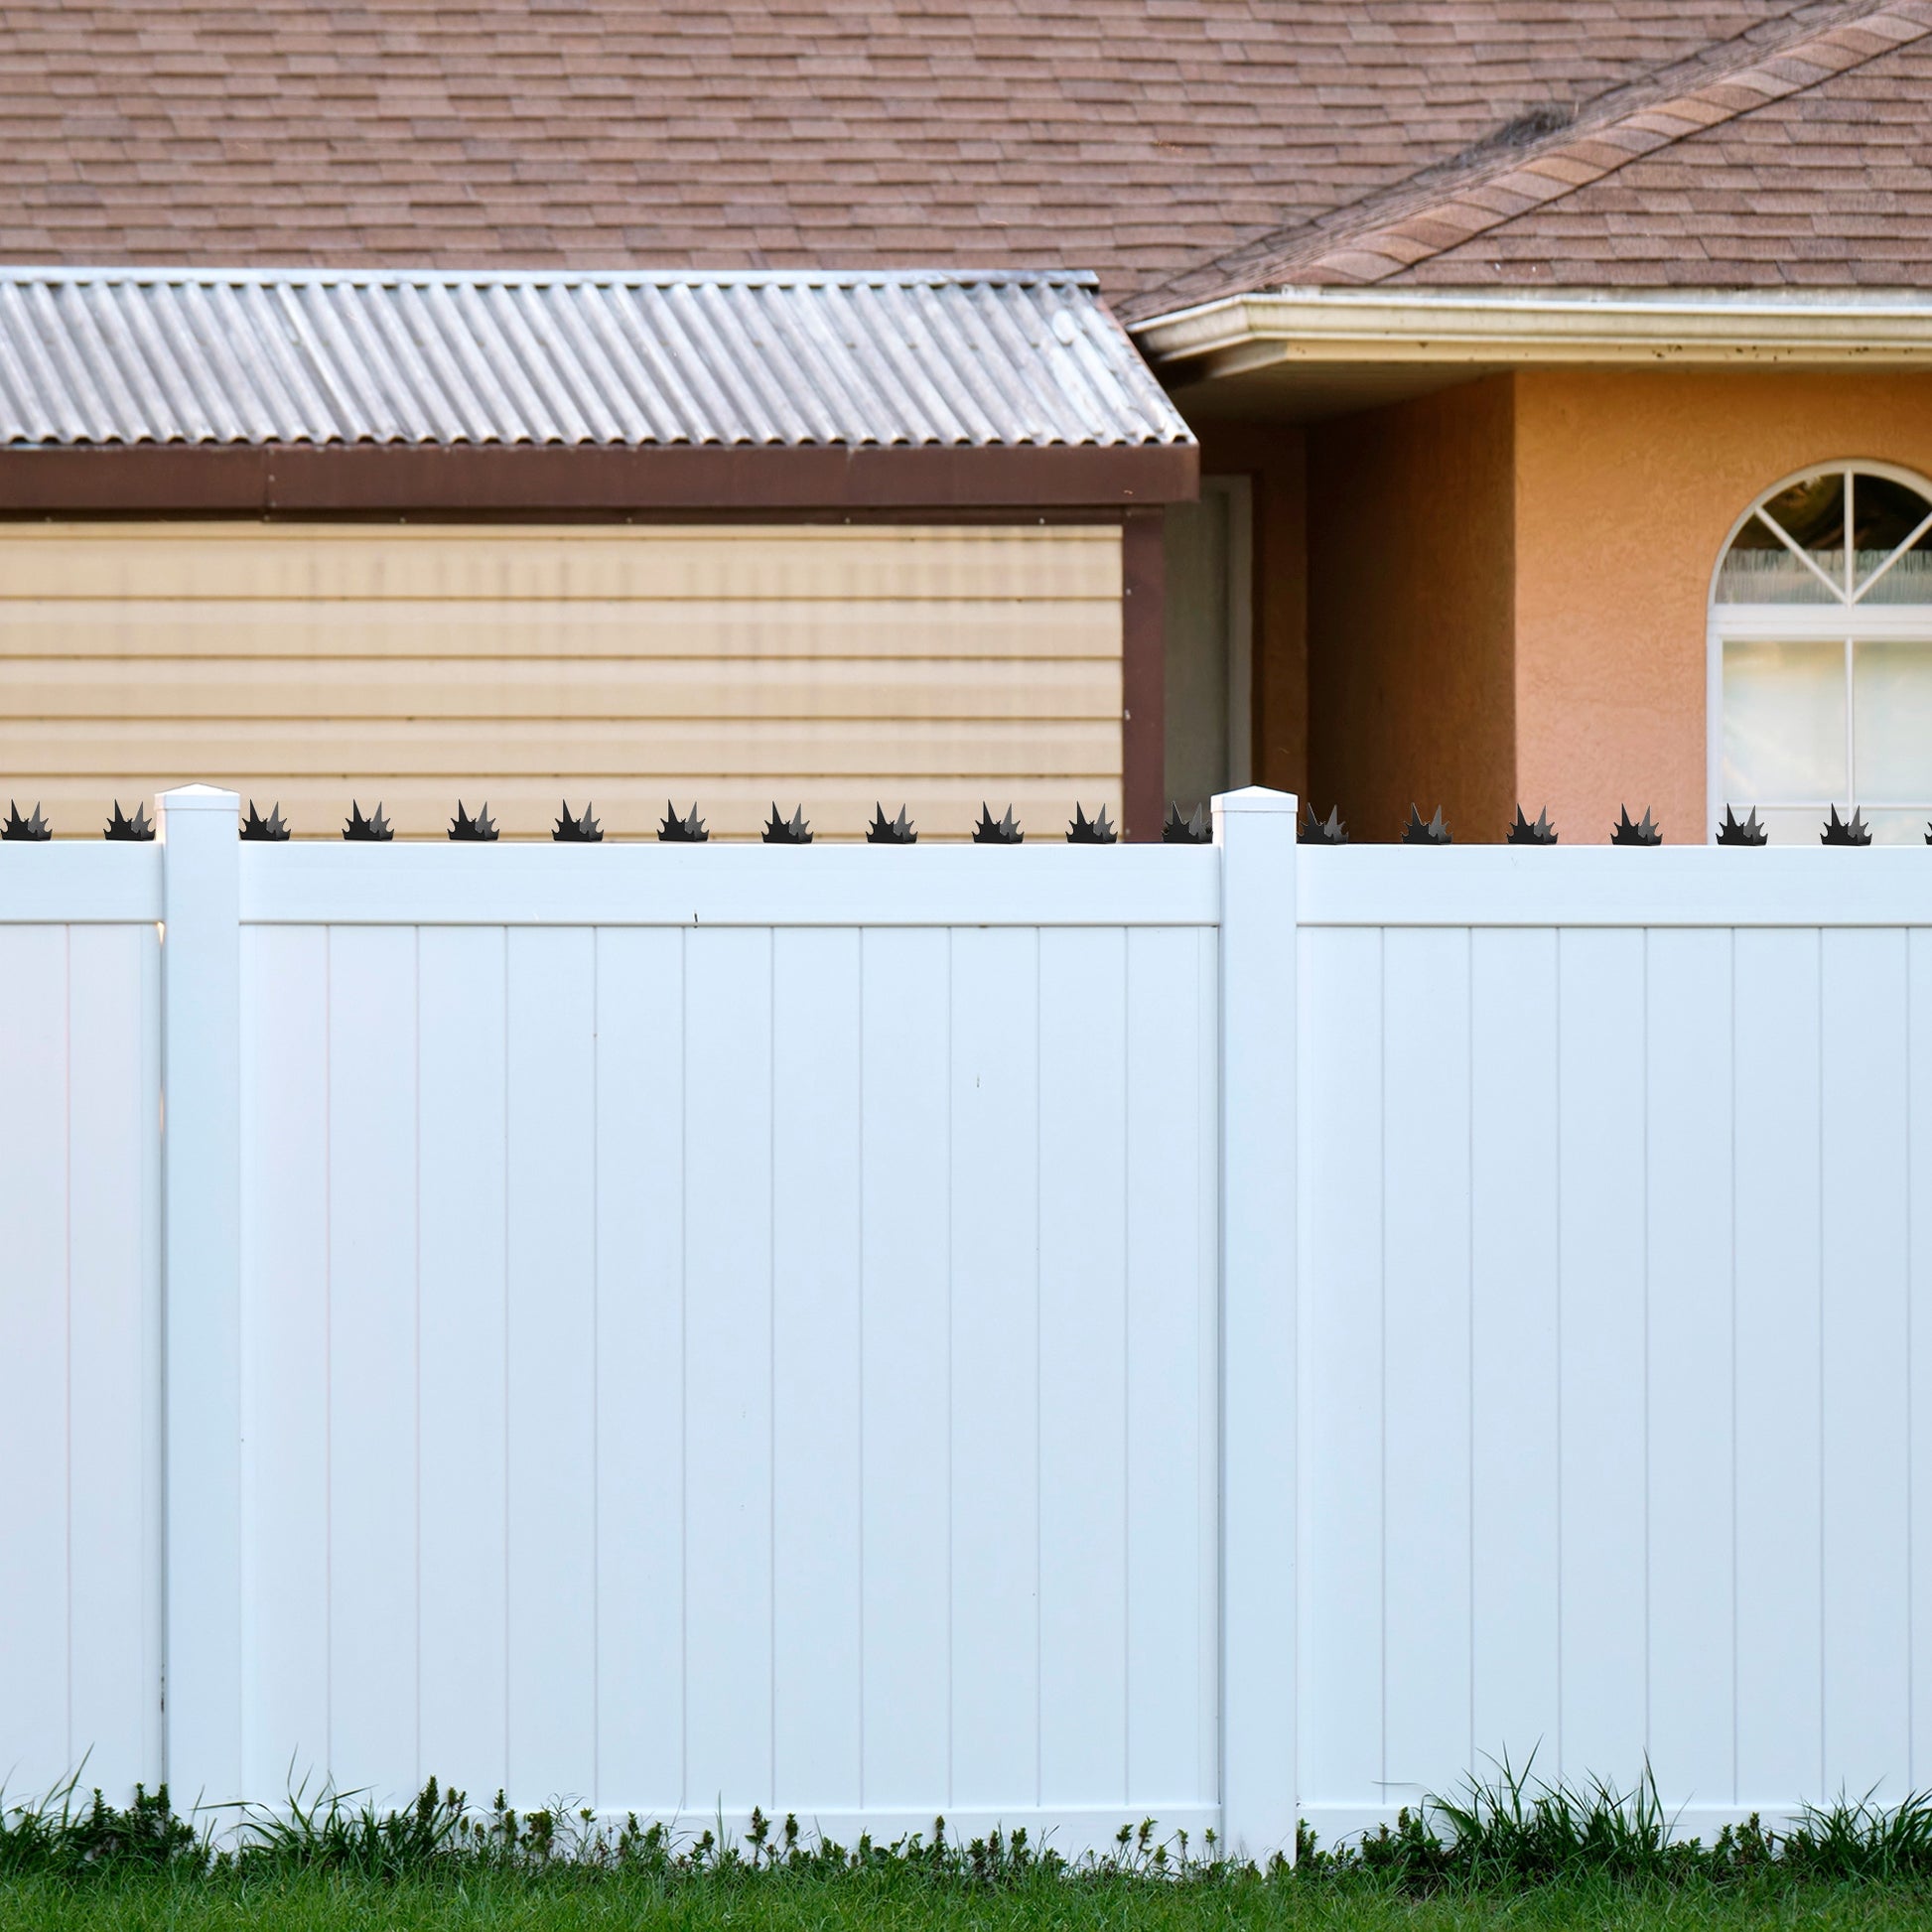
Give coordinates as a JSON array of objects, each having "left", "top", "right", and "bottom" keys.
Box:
[{"left": 1712, "top": 463, "right": 1932, "bottom": 843}]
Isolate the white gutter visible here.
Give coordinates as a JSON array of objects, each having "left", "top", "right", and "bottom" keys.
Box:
[{"left": 1132, "top": 289, "right": 1932, "bottom": 380}]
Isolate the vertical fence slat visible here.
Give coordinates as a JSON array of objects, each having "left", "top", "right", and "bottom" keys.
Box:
[
  {"left": 417, "top": 926, "right": 509, "bottom": 1798},
  {"left": 66, "top": 923, "right": 163, "bottom": 1797},
  {"left": 1380, "top": 925, "right": 1472, "bottom": 1801},
  {"left": 859, "top": 927, "right": 951, "bottom": 1811},
  {"left": 594, "top": 928, "right": 686, "bottom": 1811},
  {"left": 1645, "top": 928, "right": 1736, "bottom": 1806},
  {"left": 1911, "top": 930, "right": 1932, "bottom": 1791},
  {"left": 1296, "top": 925, "right": 1383, "bottom": 1818},
  {"left": 772, "top": 926, "right": 864, "bottom": 1809},
  {"left": 1038, "top": 925, "right": 1129, "bottom": 1808},
  {"left": 948, "top": 925, "right": 1042, "bottom": 1809},
  {"left": 1469, "top": 928, "right": 1560, "bottom": 1775},
  {"left": 683, "top": 927, "right": 775, "bottom": 1811},
  {"left": 1556, "top": 928, "right": 1647, "bottom": 1789},
  {"left": 1125, "top": 925, "right": 1215, "bottom": 1808},
  {"left": 241, "top": 925, "right": 331, "bottom": 1801},
  {"left": 1821, "top": 928, "right": 1911, "bottom": 1800},
  {"left": 1732, "top": 928, "right": 1824, "bottom": 1804},
  {"left": 326, "top": 925, "right": 420, "bottom": 1803},
  {"left": 0, "top": 925, "right": 70, "bottom": 1793}
]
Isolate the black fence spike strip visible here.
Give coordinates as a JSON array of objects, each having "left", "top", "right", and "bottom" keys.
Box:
[
  {"left": 2, "top": 800, "right": 51, "bottom": 841},
  {"left": 1822, "top": 804, "right": 1873, "bottom": 847},
  {"left": 1610, "top": 805, "right": 1662, "bottom": 848},
  {"left": 241, "top": 800, "right": 289, "bottom": 841},
  {"left": 762, "top": 802, "right": 813, "bottom": 845},
  {"left": 448, "top": 799, "right": 498, "bottom": 842},
  {"left": 1066, "top": 803, "right": 1117, "bottom": 844},
  {"left": 1402, "top": 804, "right": 1451, "bottom": 846},
  {"left": 344, "top": 801, "right": 393, "bottom": 842},
  {"left": 104, "top": 801, "right": 154, "bottom": 842},
  {"left": 867, "top": 802, "right": 916, "bottom": 844},
  {"left": 1506, "top": 805, "right": 1558, "bottom": 846},
  {"left": 1163, "top": 801, "right": 1211, "bottom": 844},
  {"left": 657, "top": 800, "right": 708, "bottom": 843},
  {"left": 973, "top": 802, "right": 1023, "bottom": 844},
  {"left": 553, "top": 799, "right": 602, "bottom": 843},
  {"left": 1718, "top": 805, "right": 1769, "bottom": 847},
  {"left": 1299, "top": 803, "right": 1347, "bottom": 846}
]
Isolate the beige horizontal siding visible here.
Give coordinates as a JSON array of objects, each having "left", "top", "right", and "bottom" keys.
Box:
[{"left": 0, "top": 522, "right": 1123, "bottom": 839}]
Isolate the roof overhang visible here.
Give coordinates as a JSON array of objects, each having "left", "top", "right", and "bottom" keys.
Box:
[{"left": 1134, "top": 289, "right": 1932, "bottom": 425}]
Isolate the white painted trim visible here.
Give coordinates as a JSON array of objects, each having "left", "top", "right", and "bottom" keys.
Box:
[
  {"left": 0, "top": 843, "right": 162, "bottom": 922},
  {"left": 1134, "top": 289, "right": 1932, "bottom": 375},
  {"left": 1297, "top": 845, "right": 1932, "bottom": 927},
  {"left": 238, "top": 843, "right": 1222, "bottom": 928}
]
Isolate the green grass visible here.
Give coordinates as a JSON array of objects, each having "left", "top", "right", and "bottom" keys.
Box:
[{"left": 3, "top": 1765, "right": 1932, "bottom": 1931}]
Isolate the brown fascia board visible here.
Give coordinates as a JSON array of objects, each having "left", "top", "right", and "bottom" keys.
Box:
[{"left": 0, "top": 442, "right": 1198, "bottom": 514}]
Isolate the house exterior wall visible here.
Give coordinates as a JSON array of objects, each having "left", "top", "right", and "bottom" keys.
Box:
[
  {"left": 0, "top": 521, "right": 1124, "bottom": 841},
  {"left": 1514, "top": 368, "right": 1932, "bottom": 844},
  {"left": 1306, "top": 376, "right": 1516, "bottom": 844}
]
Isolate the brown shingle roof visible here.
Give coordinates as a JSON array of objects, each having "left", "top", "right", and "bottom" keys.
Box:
[
  {"left": 0, "top": 2, "right": 1848, "bottom": 302},
  {"left": 1129, "top": 0, "right": 1932, "bottom": 310}
]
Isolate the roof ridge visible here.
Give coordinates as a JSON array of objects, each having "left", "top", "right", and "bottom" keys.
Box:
[{"left": 1127, "top": 0, "right": 1932, "bottom": 319}]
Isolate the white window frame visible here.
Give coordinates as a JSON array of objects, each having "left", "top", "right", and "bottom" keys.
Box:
[{"left": 1705, "top": 459, "right": 1932, "bottom": 841}]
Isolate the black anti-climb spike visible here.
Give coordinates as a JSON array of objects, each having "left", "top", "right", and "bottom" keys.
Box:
[
  {"left": 1402, "top": 805, "right": 1451, "bottom": 846},
  {"left": 1821, "top": 805, "right": 1872, "bottom": 848},
  {"left": 973, "top": 803, "right": 1023, "bottom": 845},
  {"left": 1300, "top": 803, "right": 1347, "bottom": 846},
  {"left": 1163, "top": 801, "right": 1210, "bottom": 845},
  {"left": 1066, "top": 803, "right": 1117, "bottom": 844},
  {"left": 448, "top": 800, "right": 497, "bottom": 842},
  {"left": 104, "top": 801, "right": 154, "bottom": 842},
  {"left": 241, "top": 800, "right": 290, "bottom": 841},
  {"left": 1718, "top": 805, "right": 1768, "bottom": 847},
  {"left": 1610, "top": 806, "right": 1662, "bottom": 848},
  {"left": 553, "top": 799, "right": 602, "bottom": 843},
  {"left": 1506, "top": 805, "right": 1558, "bottom": 846},
  {"left": 2, "top": 800, "right": 51, "bottom": 841},
  {"left": 657, "top": 800, "right": 708, "bottom": 843},
  {"left": 344, "top": 801, "right": 393, "bottom": 842},
  {"left": 867, "top": 802, "right": 916, "bottom": 845},
  {"left": 762, "top": 803, "right": 812, "bottom": 845}
]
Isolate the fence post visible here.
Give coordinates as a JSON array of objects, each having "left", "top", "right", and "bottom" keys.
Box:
[
  {"left": 1213, "top": 784, "right": 1298, "bottom": 1863},
  {"left": 158, "top": 784, "right": 244, "bottom": 1812}
]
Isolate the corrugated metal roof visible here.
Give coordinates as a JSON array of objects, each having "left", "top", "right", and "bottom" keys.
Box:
[{"left": 0, "top": 267, "right": 1192, "bottom": 450}]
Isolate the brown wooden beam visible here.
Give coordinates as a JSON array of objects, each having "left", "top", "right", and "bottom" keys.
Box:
[
  {"left": 0, "top": 442, "right": 1197, "bottom": 514},
  {"left": 1121, "top": 505, "right": 1168, "bottom": 843}
]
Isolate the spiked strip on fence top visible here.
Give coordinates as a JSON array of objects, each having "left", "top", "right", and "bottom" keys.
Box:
[
  {"left": 2, "top": 799, "right": 50, "bottom": 840},
  {"left": 1066, "top": 803, "right": 1116, "bottom": 844},
  {"left": 1300, "top": 803, "right": 1346, "bottom": 846},
  {"left": 448, "top": 800, "right": 497, "bottom": 842},
  {"left": 1164, "top": 801, "right": 1210, "bottom": 844},
  {"left": 554, "top": 800, "right": 602, "bottom": 843},
  {"left": 1822, "top": 805, "right": 1872, "bottom": 847},
  {"left": 1719, "top": 805, "right": 1768, "bottom": 846},
  {"left": 658, "top": 801, "right": 707, "bottom": 843},
  {"left": 104, "top": 801, "right": 154, "bottom": 841},
  {"left": 1506, "top": 806, "right": 1557, "bottom": 846},
  {"left": 241, "top": 800, "right": 289, "bottom": 841},
  {"left": 1402, "top": 804, "right": 1451, "bottom": 845},
  {"left": 344, "top": 802, "right": 393, "bottom": 841},
  {"left": 867, "top": 802, "right": 916, "bottom": 844},
  {"left": 762, "top": 804, "right": 812, "bottom": 845},
  {"left": 973, "top": 802, "right": 1023, "bottom": 844},
  {"left": 1611, "top": 806, "right": 1662, "bottom": 847}
]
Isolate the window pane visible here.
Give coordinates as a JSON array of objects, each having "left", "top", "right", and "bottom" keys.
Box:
[
  {"left": 1853, "top": 473, "right": 1932, "bottom": 601},
  {"left": 1854, "top": 640, "right": 1932, "bottom": 799},
  {"left": 1722, "top": 639, "right": 1846, "bottom": 801},
  {"left": 1759, "top": 472, "right": 1846, "bottom": 551},
  {"left": 1717, "top": 471, "right": 1847, "bottom": 604},
  {"left": 1862, "top": 809, "right": 1930, "bottom": 847}
]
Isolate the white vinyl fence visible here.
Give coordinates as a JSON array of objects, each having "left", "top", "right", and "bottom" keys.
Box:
[{"left": 4, "top": 785, "right": 1932, "bottom": 1856}]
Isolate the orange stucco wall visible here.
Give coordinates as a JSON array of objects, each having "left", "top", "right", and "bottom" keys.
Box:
[
  {"left": 1515, "top": 368, "right": 1932, "bottom": 843},
  {"left": 1307, "top": 376, "right": 1516, "bottom": 843}
]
